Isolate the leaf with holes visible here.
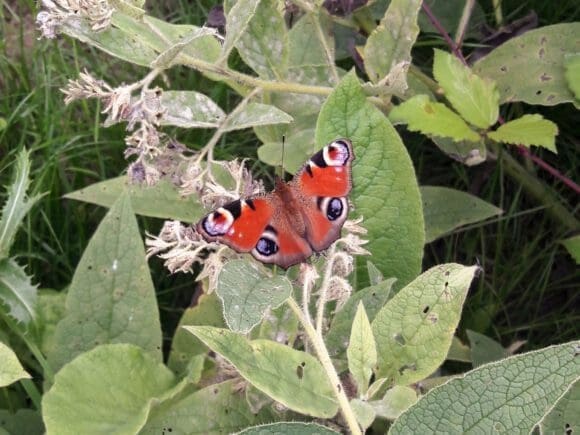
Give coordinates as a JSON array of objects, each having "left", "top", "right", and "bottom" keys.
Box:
[
  {"left": 488, "top": 114, "right": 558, "bottom": 153},
  {"left": 473, "top": 23, "right": 580, "bottom": 107},
  {"left": 185, "top": 326, "right": 339, "bottom": 418},
  {"left": 390, "top": 341, "right": 580, "bottom": 433},
  {"left": 48, "top": 192, "right": 162, "bottom": 373},
  {"left": 316, "top": 71, "right": 424, "bottom": 287},
  {"left": 372, "top": 264, "right": 478, "bottom": 385},
  {"left": 539, "top": 380, "right": 580, "bottom": 435},
  {"left": 0, "top": 342, "right": 31, "bottom": 387},
  {"left": 421, "top": 186, "right": 503, "bottom": 243}
]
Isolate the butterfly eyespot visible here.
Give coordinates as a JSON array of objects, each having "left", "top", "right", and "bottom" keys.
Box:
[
  {"left": 323, "top": 140, "right": 351, "bottom": 166},
  {"left": 255, "top": 237, "right": 279, "bottom": 256},
  {"left": 326, "top": 197, "right": 344, "bottom": 221},
  {"left": 202, "top": 208, "right": 234, "bottom": 236}
]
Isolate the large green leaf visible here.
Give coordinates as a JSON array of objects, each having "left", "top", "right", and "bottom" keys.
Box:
[
  {"left": 473, "top": 23, "right": 580, "bottom": 107},
  {"left": 237, "top": 422, "right": 340, "bottom": 435},
  {"left": 48, "top": 193, "right": 162, "bottom": 373},
  {"left": 160, "top": 91, "right": 225, "bottom": 128},
  {"left": 347, "top": 303, "right": 377, "bottom": 395},
  {"left": 539, "top": 380, "right": 580, "bottom": 434},
  {"left": 64, "top": 176, "right": 203, "bottom": 222},
  {"left": 185, "top": 326, "right": 339, "bottom": 418},
  {"left": 372, "top": 264, "right": 478, "bottom": 384},
  {"left": 0, "top": 342, "right": 31, "bottom": 387},
  {"left": 433, "top": 49, "right": 499, "bottom": 129},
  {"left": 316, "top": 71, "right": 424, "bottom": 287},
  {"left": 221, "top": 0, "right": 261, "bottom": 62},
  {"left": 389, "top": 95, "right": 480, "bottom": 142},
  {"left": 421, "top": 186, "right": 503, "bottom": 243},
  {"left": 141, "top": 379, "right": 273, "bottom": 434},
  {"left": 390, "top": 341, "right": 580, "bottom": 433},
  {"left": 222, "top": 103, "right": 293, "bottom": 132},
  {"left": 216, "top": 260, "right": 292, "bottom": 334},
  {"left": 488, "top": 114, "right": 558, "bottom": 153},
  {"left": 364, "top": 0, "right": 421, "bottom": 83},
  {"left": 0, "top": 259, "right": 37, "bottom": 325},
  {"left": 42, "top": 344, "right": 175, "bottom": 435}
]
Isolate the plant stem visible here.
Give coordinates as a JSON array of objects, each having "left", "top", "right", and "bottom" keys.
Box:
[
  {"left": 287, "top": 297, "right": 362, "bottom": 435},
  {"left": 20, "top": 379, "right": 42, "bottom": 410},
  {"left": 492, "top": 0, "right": 504, "bottom": 26},
  {"left": 454, "top": 0, "right": 475, "bottom": 47}
]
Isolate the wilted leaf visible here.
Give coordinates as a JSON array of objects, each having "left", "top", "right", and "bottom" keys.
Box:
[
  {"left": 0, "top": 342, "right": 31, "bottom": 387},
  {"left": 487, "top": 114, "right": 558, "bottom": 153}
]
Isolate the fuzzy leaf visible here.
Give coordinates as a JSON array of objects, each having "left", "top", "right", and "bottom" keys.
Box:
[
  {"left": 288, "top": 13, "right": 334, "bottom": 68},
  {"left": 467, "top": 330, "right": 508, "bottom": 368},
  {"left": 564, "top": 54, "right": 580, "bottom": 100},
  {"left": 221, "top": 0, "right": 261, "bottom": 62},
  {"left": 160, "top": 91, "right": 225, "bottom": 128},
  {"left": 151, "top": 27, "right": 220, "bottom": 69},
  {"left": 433, "top": 49, "right": 499, "bottom": 128},
  {"left": 364, "top": 0, "right": 421, "bottom": 84},
  {"left": 0, "top": 342, "right": 31, "bottom": 387},
  {"left": 351, "top": 399, "right": 376, "bottom": 430},
  {"left": 185, "top": 326, "right": 339, "bottom": 418},
  {"left": 42, "top": 344, "right": 175, "bottom": 435},
  {"left": 391, "top": 341, "right": 580, "bottom": 433},
  {"left": 167, "top": 292, "right": 225, "bottom": 375},
  {"left": 561, "top": 234, "right": 580, "bottom": 265},
  {"left": 48, "top": 193, "right": 162, "bottom": 373},
  {"left": 223, "top": 103, "right": 293, "bottom": 132},
  {"left": 234, "top": 0, "right": 288, "bottom": 79},
  {"left": 372, "top": 264, "right": 479, "bottom": 384},
  {"left": 64, "top": 176, "right": 203, "bottom": 222},
  {"left": 347, "top": 303, "right": 377, "bottom": 395},
  {"left": 216, "top": 260, "right": 292, "bottom": 334},
  {"left": 371, "top": 385, "right": 417, "bottom": 420},
  {"left": 473, "top": 23, "right": 580, "bottom": 107},
  {"left": 539, "top": 380, "right": 580, "bottom": 434},
  {"left": 389, "top": 95, "right": 480, "bottom": 142},
  {"left": 421, "top": 186, "right": 503, "bottom": 243},
  {"left": 316, "top": 71, "right": 424, "bottom": 287},
  {"left": 326, "top": 278, "right": 395, "bottom": 358},
  {"left": 0, "top": 259, "right": 37, "bottom": 325},
  {"left": 488, "top": 114, "right": 558, "bottom": 153},
  {"left": 236, "top": 422, "right": 340, "bottom": 435},
  {"left": 0, "top": 149, "right": 42, "bottom": 259}
]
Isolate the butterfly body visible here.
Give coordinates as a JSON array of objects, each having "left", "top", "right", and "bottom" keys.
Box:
[{"left": 197, "top": 139, "right": 354, "bottom": 269}]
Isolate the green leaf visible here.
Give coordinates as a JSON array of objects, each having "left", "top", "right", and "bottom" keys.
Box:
[
  {"left": 347, "top": 303, "right": 377, "bottom": 395},
  {"left": 0, "top": 409, "right": 44, "bottom": 435},
  {"left": 160, "top": 91, "right": 225, "bottom": 128},
  {"left": 223, "top": 103, "right": 293, "bottom": 132},
  {"left": 217, "top": 260, "right": 292, "bottom": 334},
  {"left": 234, "top": 0, "right": 288, "bottom": 79},
  {"left": 48, "top": 193, "right": 162, "bottom": 373},
  {"left": 221, "top": 0, "right": 261, "bottom": 62},
  {"left": 288, "top": 13, "right": 334, "bottom": 68},
  {"left": 488, "top": 114, "right": 559, "bottom": 153},
  {"left": 0, "top": 149, "right": 42, "bottom": 259},
  {"left": 390, "top": 341, "right": 580, "bottom": 433},
  {"left": 36, "top": 289, "right": 67, "bottom": 356},
  {"left": 389, "top": 95, "right": 480, "bottom": 142},
  {"left": 257, "top": 127, "right": 317, "bottom": 174},
  {"left": 446, "top": 336, "right": 471, "bottom": 363},
  {"left": 561, "top": 234, "right": 580, "bottom": 265},
  {"left": 372, "top": 264, "right": 479, "bottom": 384},
  {"left": 433, "top": 49, "right": 499, "bottom": 129},
  {"left": 539, "top": 380, "right": 580, "bottom": 434},
  {"left": 42, "top": 344, "right": 175, "bottom": 435},
  {"left": 416, "top": 0, "right": 486, "bottom": 39},
  {"left": 421, "top": 186, "right": 503, "bottom": 243},
  {"left": 184, "top": 326, "right": 339, "bottom": 418},
  {"left": 326, "top": 278, "right": 395, "bottom": 358},
  {"left": 363, "top": 0, "right": 421, "bottom": 84},
  {"left": 0, "top": 342, "right": 31, "bottom": 387},
  {"left": 0, "top": 259, "right": 37, "bottom": 325},
  {"left": 167, "top": 292, "right": 225, "bottom": 375},
  {"left": 351, "top": 398, "right": 376, "bottom": 430},
  {"left": 236, "top": 422, "right": 340, "bottom": 435},
  {"left": 316, "top": 71, "right": 424, "bottom": 287},
  {"left": 564, "top": 54, "right": 580, "bottom": 100},
  {"left": 371, "top": 385, "right": 417, "bottom": 420},
  {"left": 473, "top": 23, "right": 580, "bottom": 107},
  {"left": 151, "top": 27, "right": 220, "bottom": 69},
  {"left": 467, "top": 330, "right": 508, "bottom": 368},
  {"left": 367, "top": 261, "right": 383, "bottom": 286},
  {"left": 141, "top": 379, "right": 273, "bottom": 434},
  {"left": 64, "top": 176, "right": 203, "bottom": 222}
]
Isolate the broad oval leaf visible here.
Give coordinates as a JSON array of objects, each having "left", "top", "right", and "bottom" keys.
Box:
[
  {"left": 316, "top": 71, "right": 424, "bottom": 287},
  {"left": 160, "top": 91, "right": 225, "bottom": 128},
  {"left": 236, "top": 422, "right": 340, "bottom": 435},
  {"left": 64, "top": 176, "right": 203, "bottom": 222},
  {"left": 487, "top": 114, "right": 558, "bottom": 153},
  {"left": 0, "top": 342, "right": 31, "bottom": 387},
  {"left": 473, "top": 23, "right": 580, "bottom": 107},
  {"left": 389, "top": 95, "right": 480, "bottom": 142},
  {"left": 433, "top": 49, "right": 499, "bottom": 129},
  {"left": 372, "top": 264, "right": 479, "bottom": 384},
  {"left": 390, "top": 341, "right": 580, "bottom": 433},
  {"left": 421, "top": 186, "right": 503, "bottom": 243},
  {"left": 184, "top": 326, "right": 339, "bottom": 418},
  {"left": 42, "top": 344, "right": 175, "bottom": 435},
  {"left": 48, "top": 192, "right": 162, "bottom": 373},
  {"left": 222, "top": 103, "right": 293, "bottom": 132},
  {"left": 217, "top": 260, "right": 292, "bottom": 334}
]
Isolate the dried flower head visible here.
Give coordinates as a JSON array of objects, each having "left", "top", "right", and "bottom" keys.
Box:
[
  {"left": 325, "top": 276, "right": 352, "bottom": 310},
  {"left": 37, "top": 0, "right": 113, "bottom": 39}
]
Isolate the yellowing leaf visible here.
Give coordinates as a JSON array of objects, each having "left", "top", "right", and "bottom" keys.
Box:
[{"left": 488, "top": 114, "right": 558, "bottom": 153}]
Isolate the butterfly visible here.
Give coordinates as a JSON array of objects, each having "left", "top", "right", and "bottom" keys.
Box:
[{"left": 196, "top": 139, "right": 354, "bottom": 269}]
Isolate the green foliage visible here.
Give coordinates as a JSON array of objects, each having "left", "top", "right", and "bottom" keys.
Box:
[
  {"left": 237, "top": 422, "right": 340, "bottom": 435},
  {"left": 466, "top": 329, "right": 508, "bottom": 367},
  {"left": 561, "top": 235, "right": 580, "bottom": 264},
  {"left": 564, "top": 54, "right": 580, "bottom": 100},
  {"left": 0, "top": 341, "right": 30, "bottom": 387},
  {"left": 488, "top": 114, "right": 559, "bottom": 152},
  {"left": 347, "top": 303, "right": 377, "bottom": 395}
]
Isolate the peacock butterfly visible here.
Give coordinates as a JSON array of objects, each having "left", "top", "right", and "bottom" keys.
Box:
[{"left": 196, "top": 139, "right": 354, "bottom": 269}]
